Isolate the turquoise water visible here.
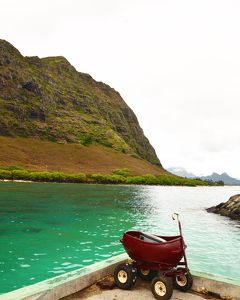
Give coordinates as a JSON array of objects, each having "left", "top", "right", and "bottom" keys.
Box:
[{"left": 0, "top": 182, "right": 240, "bottom": 293}]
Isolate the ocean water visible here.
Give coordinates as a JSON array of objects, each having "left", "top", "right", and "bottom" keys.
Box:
[{"left": 0, "top": 182, "right": 240, "bottom": 293}]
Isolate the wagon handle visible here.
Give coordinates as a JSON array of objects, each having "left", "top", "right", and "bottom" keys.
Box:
[
  {"left": 172, "top": 213, "right": 189, "bottom": 271},
  {"left": 172, "top": 212, "right": 179, "bottom": 221},
  {"left": 172, "top": 213, "right": 182, "bottom": 236}
]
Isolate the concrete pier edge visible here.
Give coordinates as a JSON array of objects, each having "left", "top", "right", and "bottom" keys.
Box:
[{"left": 1, "top": 253, "right": 239, "bottom": 300}]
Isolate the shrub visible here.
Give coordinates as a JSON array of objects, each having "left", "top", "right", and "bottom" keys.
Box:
[
  {"left": 48, "top": 172, "right": 66, "bottom": 182},
  {"left": 0, "top": 166, "right": 215, "bottom": 186},
  {"left": 126, "top": 176, "right": 147, "bottom": 184},
  {"left": 107, "top": 174, "right": 126, "bottom": 183},
  {"left": 29, "top": 171, "right": 52, "bottom": 182},
  {"left": 0, "top": 170, "right": 12, "bottom": 179},
  {"left": 82, "top": 135, "right": 93, "bottom": 146},
  {"left": 64, "top": 173, "right": 86, "bottom": 183},
  {"left": 12, "top": 170, "right": 31, "bottom": 180},
  {"left": 0, "top": 165, "right": 24, "bottom": 171},
  {"left": 142, "top": 174, "right": 159, "bottom": 185},
  {"left": 89, "top": 173, "right": 126, "bottom": 184},
  {"left": 112, "top": 168, "right": 130, "bottom": 176}
]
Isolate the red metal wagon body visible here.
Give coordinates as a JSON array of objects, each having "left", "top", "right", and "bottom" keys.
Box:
[{"left": 121, "top": 231, "right": 185, "bottom": 268}]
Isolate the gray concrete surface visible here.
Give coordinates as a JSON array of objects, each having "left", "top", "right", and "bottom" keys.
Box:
[{"left": 62, "top": 280, "right": 216, "bottom": 300}]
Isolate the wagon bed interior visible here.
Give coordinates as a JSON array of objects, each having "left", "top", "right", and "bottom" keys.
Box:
[{"left": 126, "top": 231, "right": 180, "bottom": 244}]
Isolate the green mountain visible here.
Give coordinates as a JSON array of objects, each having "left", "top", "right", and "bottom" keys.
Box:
[{"left": 0, "top": 39, "right": 160, "bottom": 166}]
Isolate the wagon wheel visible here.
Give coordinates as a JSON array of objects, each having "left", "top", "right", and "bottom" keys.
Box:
[
  {"left": 174, "top": 272, "right": 193, "bottom": 292},
  {"left": 151, "top": 276, "right": 173, "bottom": 300},
  {"left": 114, "top": 263, "right": 137, "bottom": 290},
  {"left": 137, "top": 268, "right": 158, "bottom": 281}
]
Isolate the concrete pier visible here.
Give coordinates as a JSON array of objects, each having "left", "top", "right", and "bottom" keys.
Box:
[
  {"left": 1, "top": 254, "right": 239, "bottom": 300},
  {"left": 62, "top": 279, "right": 217, "bottom": 300}
]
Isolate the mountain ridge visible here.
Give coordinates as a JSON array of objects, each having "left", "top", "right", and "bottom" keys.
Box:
[
  {"left": 167, "top": 167, "right": 240, "bottom": 185},
  {"left": 201, "top": 172, "right": 240, "bottom": 186},
  {"left": 0, "top": 39, "right": 161, "bottom": 166}
]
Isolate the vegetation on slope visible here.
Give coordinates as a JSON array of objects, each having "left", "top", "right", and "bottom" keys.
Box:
[
  {"left": 0, "top": 39, "right": 160, "bottom": 165},
  {"left": 0, "top": 166, "right": 222, "bottom": 186}
]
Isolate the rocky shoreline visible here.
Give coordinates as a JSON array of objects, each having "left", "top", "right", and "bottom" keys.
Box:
[{"left": 207, "top": 194, "right": 240, "bottom": 221}]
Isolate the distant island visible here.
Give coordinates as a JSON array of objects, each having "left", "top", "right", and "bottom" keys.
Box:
[
  {"left": 168, "top": 167, "right": 240, "bottom": 186},
  {"left": 0, "top": 40, "right": 221, "bottom": 186}
]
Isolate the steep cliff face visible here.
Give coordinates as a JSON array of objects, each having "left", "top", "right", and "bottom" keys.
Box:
[{"left": 0, "top": 40, "right": 161, "bottom": 166}]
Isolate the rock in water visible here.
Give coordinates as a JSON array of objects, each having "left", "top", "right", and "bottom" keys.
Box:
[{"left": 207, "top": 194, "right": 240, "bottom": 221}]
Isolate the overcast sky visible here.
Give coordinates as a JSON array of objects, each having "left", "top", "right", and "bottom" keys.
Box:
[{"left": 1, "top": 0, "right": 240, "bottom": 178}]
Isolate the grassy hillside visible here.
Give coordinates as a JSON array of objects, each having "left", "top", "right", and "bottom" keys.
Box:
[
  {"left": 0, "top": 136, "right": 165, "bottom": 175},
  {"left": 0, "top": 137, "right": 222, "bottom": 186}
]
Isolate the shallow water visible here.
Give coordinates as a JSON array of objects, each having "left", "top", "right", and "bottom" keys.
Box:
[{"left": 0, "top": 182, "right": 240, "bottom": 293}]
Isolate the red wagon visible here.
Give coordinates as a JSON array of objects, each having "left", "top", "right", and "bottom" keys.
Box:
[{"left": 114, "top": 213, "right": 193, "bottom": 300}]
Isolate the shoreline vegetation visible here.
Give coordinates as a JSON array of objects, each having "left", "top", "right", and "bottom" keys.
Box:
[{"left": 0, "top": 166, "right": 223, "bottom": 186}]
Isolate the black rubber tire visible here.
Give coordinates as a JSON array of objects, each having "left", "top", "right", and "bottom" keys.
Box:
[
  {"left": 114, "top": 263, "right": 137, "bottom": 290},
  {"left": 173, "top": 272, "right": 193, "bottom": 292},
  {"left": 137, "top": 268, "right": 158, "bottom": 281},
  {"left": 151, "top": 276, "right": 173, "bottom": 300}
]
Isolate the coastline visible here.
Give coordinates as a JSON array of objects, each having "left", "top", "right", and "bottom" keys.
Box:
[
  {"left": 1, "top": 179, "right": 33, "bottom": 183},
  {"left": 0, "top": 168, "right": 221, "bottom": 187},
  {"left": 0, "top": 179, "right": 222, "bottom": 187}
]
